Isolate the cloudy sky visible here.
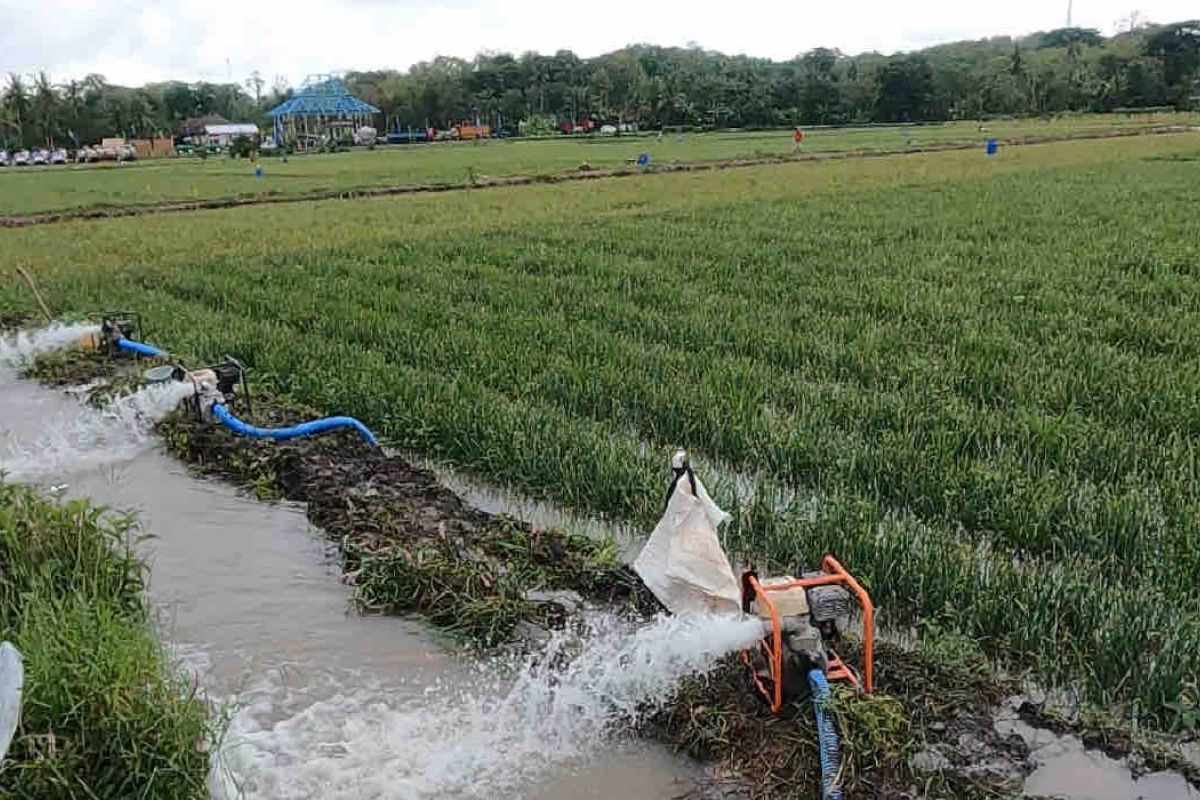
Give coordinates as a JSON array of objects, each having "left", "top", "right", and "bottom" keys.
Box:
[{"left": 1, "top": 0, "right": 1195, "bottom": 87}]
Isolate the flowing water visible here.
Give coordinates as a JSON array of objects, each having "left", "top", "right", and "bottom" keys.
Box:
[{"left": 0, "top": 326, "right": 756, "bottom": 799}]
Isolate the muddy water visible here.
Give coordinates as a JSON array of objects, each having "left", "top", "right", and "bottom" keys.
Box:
[
  {"left": 432, "top": 466, "right": 645, "bottom": 559},
  {"left": 996, "top": 706, "right": 1198, "bottom": 799},
  {"left": 0, "top": 373, "right": 703, "bottom": 799}
]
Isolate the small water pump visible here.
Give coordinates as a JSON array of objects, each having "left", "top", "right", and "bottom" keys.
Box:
[
  {"left": 181, "top": 357, "right": 249, "bottom": 419},
  {"left": 97, "top": 311, "right": 142, "bottom": 356},
  {"left": 741, "top": 558, "right": 874, "bottom": 712}
]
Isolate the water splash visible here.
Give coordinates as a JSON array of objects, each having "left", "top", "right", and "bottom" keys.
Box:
[
  {"left": 0, "top": 380, "right": 194, "bottom": 481},
  {"left": 0, "top": 322, "right": 99, "bottom": 374},
  {"left": 211, "top": 611, "right": 763, "bottom": 799}
]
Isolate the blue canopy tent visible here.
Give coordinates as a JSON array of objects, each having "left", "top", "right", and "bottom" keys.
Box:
[{"left": 267, "top": 76, "right": 380, "bottom": 147}]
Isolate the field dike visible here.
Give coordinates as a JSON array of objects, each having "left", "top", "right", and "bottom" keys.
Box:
[
  {"left": 18, "top": 336, "right": 1200, "bottom": 799},
  {"left": 1, "top": 125, "right": 1188, "bottom": 229}
]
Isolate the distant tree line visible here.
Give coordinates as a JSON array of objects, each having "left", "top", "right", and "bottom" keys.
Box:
[{"left": 2, "top": 21, "right": 1197, "bottom": 148}]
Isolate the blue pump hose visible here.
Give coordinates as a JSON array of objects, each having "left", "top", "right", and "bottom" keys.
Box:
[
  {"left": 212, "top": 403, "right": 378, "bottom": 447},
  {"left": 808, "top": 669, "right": 843, "bottom": 800},
  {"left": 114, "top": 336, "right": 378, "bottom": 447},
  {"left": 115, "top": 337, "right": 165, "bottom": 358}
]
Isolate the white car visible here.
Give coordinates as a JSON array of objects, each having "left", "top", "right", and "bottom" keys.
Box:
[
  {"left": 12, "top": 150, "right": 30, "bottom": 166},
  {"left": 50, "top": 148, "right": 68, "bottom": 165},
  {"left": 31, "top": 149, "right": 48, "bottom": 165}
]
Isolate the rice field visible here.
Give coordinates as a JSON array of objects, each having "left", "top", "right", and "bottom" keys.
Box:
[
  {"left": 0, "top": 112, "right": 1193, "bottom": 218},
  {"left": 2, "top": 131, "right": 1199, "bottom": 730}
]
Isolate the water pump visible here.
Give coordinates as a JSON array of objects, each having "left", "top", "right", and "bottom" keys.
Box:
[
  {"left": 97, "top": 311, "right": 142, "bottom": 356},
  {"left": 740, "top": 558, "right": 874, "bottom": 712},
  {"left": 182, "top": 357, "right": 250, "bottom": 420}
]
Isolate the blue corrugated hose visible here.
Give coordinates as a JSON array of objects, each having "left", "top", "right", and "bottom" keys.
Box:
[
  {"left": 808, "top": 669, "right": 844, "bottom": 800},
  {"left": 115, "top": 337, "right": 165, "bottom": 358},
  {"left": 212, "top": 403, "right": 379, "bottom": 447}
]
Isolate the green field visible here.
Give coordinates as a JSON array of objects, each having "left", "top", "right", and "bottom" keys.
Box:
[
  {"left": 2, "top": 132, "right": 1199, "bottom": 731},
  {"left": 0, "top": 113, "right": 1193, "bottom": 218}
]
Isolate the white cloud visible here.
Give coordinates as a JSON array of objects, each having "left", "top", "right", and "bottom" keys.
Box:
[{"left": 0, "top": 0, "right": 1195, "bottom": 86}]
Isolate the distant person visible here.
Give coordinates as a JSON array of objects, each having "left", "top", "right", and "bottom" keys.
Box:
[
  {"left": 792, "top": 126, "right": 805, "bottom": 152},
  {"left": 657, "top": 129, "right": 664, "bottom": 142}
]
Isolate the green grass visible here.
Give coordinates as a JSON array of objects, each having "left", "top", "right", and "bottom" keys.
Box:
[
  {"left": 0, "top": 112, "right": 1193, "bottom": 217},
  {"left": 0, "top": 482, "right": 211, "bottom": 798},
  {"left": 2, "top": 132, "right": 1199, "bottom": 731}
]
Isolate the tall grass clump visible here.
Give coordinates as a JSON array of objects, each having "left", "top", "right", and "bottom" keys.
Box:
[{"left": 0, "top": 481, "right": 211, "bottom": 799}]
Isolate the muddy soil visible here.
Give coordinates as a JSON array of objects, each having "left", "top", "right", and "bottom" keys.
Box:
[{"left": 651, "top": 640, "right": 1034, "bottom": 799}]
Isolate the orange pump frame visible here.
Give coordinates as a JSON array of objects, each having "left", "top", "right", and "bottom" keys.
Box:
[{"left": 741, "top": 555, "right": 874, "bottom": 713}]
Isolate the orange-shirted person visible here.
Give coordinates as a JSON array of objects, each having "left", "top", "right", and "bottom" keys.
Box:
[{"left": 792, "top": 126, "right": 805, "bottom": 152}]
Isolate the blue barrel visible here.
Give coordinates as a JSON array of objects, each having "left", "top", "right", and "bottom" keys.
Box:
[{"left": 985, "top": 139, "right": 998, "bottom": 156}]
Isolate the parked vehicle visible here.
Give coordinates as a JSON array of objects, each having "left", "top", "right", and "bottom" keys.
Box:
[
  {"left": 31, "top": 149, "right": 49, "bottom": 165},
  {"left": 12, "top": 150, "right": 30, "bottom": 166},
  {"left": 77, "top": 141, "right": 136, "bottom": 162},
  {"left": 386, "top": 129, "right": 429, "bottom": 144},
  {"left": 50, "top": 148, "right": 68, "bottom": 165},
  {"left": 0, "top": 150, "right": 8, "bottom": 166},
  {"left": 353, "top": 126, "right": 378, "bottom": 146}
]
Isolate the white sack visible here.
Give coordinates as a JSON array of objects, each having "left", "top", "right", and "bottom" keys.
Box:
[
  {"left": 0, "top": 642, "right": 22, "bottom": 762},
  {"left": 634, "top": 470, "right": 742, "bottom": 615}
]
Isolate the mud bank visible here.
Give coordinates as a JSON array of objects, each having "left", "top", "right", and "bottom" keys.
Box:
[
  {"left": 21, "top": 342, "right": 1199, "bottom": 799},
  {"left": 28, "top": 346, "right": 656, "bottom": 646}
]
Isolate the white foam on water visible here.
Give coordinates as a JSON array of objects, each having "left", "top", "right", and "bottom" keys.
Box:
[
  {"left": 0, "top": 322, "right": 99, "bottom": 374},
  {"left": 0, "top": 378, "right": 195, "bottom": 481},
  {"left": 210, "top": 611, "right": 763, "bottom": 800},
  {"left": 0, "top": 323, "right": 194, "bottom": 479}
]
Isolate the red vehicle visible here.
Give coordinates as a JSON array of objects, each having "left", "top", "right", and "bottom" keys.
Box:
[{"left": 559, "top": 119, "right": 597, "bottom": 135}]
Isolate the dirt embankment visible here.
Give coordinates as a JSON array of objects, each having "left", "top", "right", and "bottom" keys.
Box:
[
  {"left": 1, "top": 125, "right": 1189, "bottom": 228},
  {"left": 23, "top": 343, "right": 1199, "bottom": 799}
]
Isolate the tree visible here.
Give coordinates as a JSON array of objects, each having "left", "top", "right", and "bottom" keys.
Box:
[
  {"left": 1144, "top": 21, "right": 1200, "bottom": 104},
  {"left": 2, "top": 20, "right": 1196, "bottom": 145},
  {"left": 874, "top": 56, "right": 937, "bottom": 121},
  {"left": 246, "top": 71, "right": 265, "bottom": 107},
  {"left": 31, "top": 72, "right": 59, "bottom": 146},
  {"left": 3, "top": 74, "right": 30, "bottom": 146}
]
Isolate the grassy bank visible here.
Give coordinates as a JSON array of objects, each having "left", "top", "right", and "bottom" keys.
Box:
[
  {"left": 0, "top": 113, "right": 1192, "bottom": 218},
  {"left": 0, "top": 481, "right": 210, "bottom": 798},
  {"left": 2, "top": 133, "right": 1199, "bottom": 731}
]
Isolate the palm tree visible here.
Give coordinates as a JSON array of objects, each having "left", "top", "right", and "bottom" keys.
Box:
[
  {"left": 32, "top": 71, "right": 59, "bottom": 146},
  {"left": 62, "top": 79, "right": 85, "bottom": 144},
  {"left": 3, "top": 73, "right": 29, "bottom": 145}
]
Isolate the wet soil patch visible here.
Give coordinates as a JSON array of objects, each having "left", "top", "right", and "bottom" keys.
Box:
[{"left": 1017, "top": 700, "right": 1200, "bottom": 788}]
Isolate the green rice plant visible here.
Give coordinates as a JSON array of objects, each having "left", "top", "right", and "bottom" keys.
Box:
[{"left": 3, "top": 132, "right": 1199, "bottom": 730}]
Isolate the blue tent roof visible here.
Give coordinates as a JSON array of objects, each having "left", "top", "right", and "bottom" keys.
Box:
[{"left": 267, "top": 77, "right": 379, "bottom": 118}]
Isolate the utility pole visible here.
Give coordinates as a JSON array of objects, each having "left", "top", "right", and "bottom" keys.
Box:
[{"left": 1066, "top": 0, "right": 1073, "bottom": 27}]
